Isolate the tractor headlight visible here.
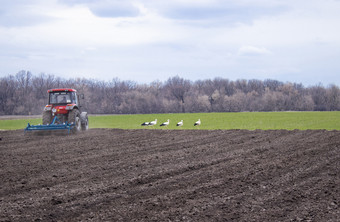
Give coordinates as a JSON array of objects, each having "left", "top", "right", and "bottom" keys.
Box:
[
  {"left": 66, "top": 104, "right": 75, "bottom": 110},
  {"left": 44, "top": 105, "right": 52, "bottom": 111}
]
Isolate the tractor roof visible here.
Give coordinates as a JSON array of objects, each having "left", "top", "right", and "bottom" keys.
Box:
[{"left": 48, "top": 88, "right": 77, "bottom": 93}]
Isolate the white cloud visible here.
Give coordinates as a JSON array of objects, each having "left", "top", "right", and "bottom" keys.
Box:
[{"left": 238, "top": 45, "right": 271, "bottom": 56}]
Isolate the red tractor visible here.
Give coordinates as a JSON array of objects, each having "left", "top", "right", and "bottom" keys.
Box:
[{"left": 41, "top": 88, "right": 88, "bottom": 132}]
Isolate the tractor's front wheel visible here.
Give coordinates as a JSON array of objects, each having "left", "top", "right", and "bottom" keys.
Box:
[
  {"left": 42, "top": 111, "right": 52, "bottom": 125},
  {"left": 68, "top": 109, "right": 81, "bottom": 132}
]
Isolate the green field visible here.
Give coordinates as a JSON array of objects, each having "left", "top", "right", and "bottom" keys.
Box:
[
  {"left": 0, "top": 112, "right": 339, "bottom": 131},
  {"left": 0, "top": 118, "right": 42, "bottom": 131}
]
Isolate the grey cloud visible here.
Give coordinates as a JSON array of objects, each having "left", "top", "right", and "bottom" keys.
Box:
[
  {"left": 0, "top": 0, "right": 53, "bottom": 27},
  {"left": 58, "top": 0, "right": 140, "bottom": 18},
  {"left": 58, "top": 0, "right": 286, "bottom": 21},
  {"left": 145, "top": 1, "right": 289, "bottom": 26},
  {"left": 171, "top": 5, "right": 286, "bottom": 20},
  {"left": 0, "top": 13, "right": 52, "bottom": 27},
  {"left": 57, "top": 0, "right": 101, "bottom": 5}
]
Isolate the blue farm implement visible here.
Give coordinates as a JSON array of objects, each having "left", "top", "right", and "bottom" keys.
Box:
[{"left": 25, "top": 116, "right": 75, "bottom": 134}]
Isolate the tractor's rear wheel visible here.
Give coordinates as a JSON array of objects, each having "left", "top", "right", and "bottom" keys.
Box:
[
  {"left": 42, "top": 111, "right": 52, "bottom": 125},
  {"left": 68, "top": 109, "right": 81, "bottom": 132}
]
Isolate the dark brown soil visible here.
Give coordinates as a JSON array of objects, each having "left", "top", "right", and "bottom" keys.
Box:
[{"left": 0, "top": 129, "right": 339, "bottom": 221}]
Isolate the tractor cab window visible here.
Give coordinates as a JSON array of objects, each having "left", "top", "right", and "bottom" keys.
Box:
[
  {"left": 71, "top": 92, "right": 77, "bottom": 104},
  {"left": 49, "top": 92, "right": 72, "bottom": 104}
]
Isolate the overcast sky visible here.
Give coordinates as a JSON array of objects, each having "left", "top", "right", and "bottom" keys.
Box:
[{"left": 0, "top": 0, "right": 340, "bottom": 86}]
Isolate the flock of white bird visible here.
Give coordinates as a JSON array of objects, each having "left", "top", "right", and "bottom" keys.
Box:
[{"left": 141, "top": 119, "right": 201, "bottom": 127}]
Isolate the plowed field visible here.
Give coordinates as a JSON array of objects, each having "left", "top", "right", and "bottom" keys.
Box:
[{"left": 0, "top": 129, "right": 339, "bottom": 221}]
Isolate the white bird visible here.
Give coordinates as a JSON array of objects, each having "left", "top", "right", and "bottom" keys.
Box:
[
  {"left": 194, "top": 119, "right": 201, "bottom": 126},
  {"left": 177, "top": 120, "right": 183, "bottom": 127},
  {"left": 148, "top": 119, "right": 157, "bottom": 126},
  {"left": 141, "top": 121, "right": 149, "bottom": 126},
  {"left": 160, "top": 119, "right": 170, "bottom": 127}
]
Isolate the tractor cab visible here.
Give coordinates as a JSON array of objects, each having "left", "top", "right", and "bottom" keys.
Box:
[
  {"left": 44, "top": 89, "right": 81, "bottom": 116},
  {"left": 49, "top": 90, "right": 76, "bottom": 105},
  {"left": 48, "top": 88, "right": 79, "bottom": 105}
]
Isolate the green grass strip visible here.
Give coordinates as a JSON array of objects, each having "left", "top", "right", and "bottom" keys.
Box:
[
  {"left": 0, "top": 118, "right": 41, "bottom": 131},
  {"left": 1, "top": 111, "right": 339, "bottom": 131},
  {"left": 89, "top": 111, "right": 340, "bottom": 130}
]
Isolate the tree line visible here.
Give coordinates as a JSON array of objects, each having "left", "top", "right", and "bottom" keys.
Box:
[{"left": 1, "top": 70, "right": 340, "bottom": 115}]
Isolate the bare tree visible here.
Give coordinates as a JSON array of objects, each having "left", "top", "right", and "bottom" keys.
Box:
[
  {"left": 310, "top": 84, "right": 328, "bottom": 111},
  {"left": 326, "top": 85, "right": 340, "bottom": 111},
  {"left": 264, "top": 79, "right": 283, "bottom": 91},
  {"left": 0, "top": 75, "right": 16, "bottom": 114},
  {"left": 165, "top": 76, "right": 191, "bottom": 112}
]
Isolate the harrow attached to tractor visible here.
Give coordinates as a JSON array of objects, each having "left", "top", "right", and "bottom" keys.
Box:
[
  {"left": 25, "top": 116, "right": 76, "bottom": 134},
  {"left": 25, "top": 88, "right": 88, "bottom": 134}
]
